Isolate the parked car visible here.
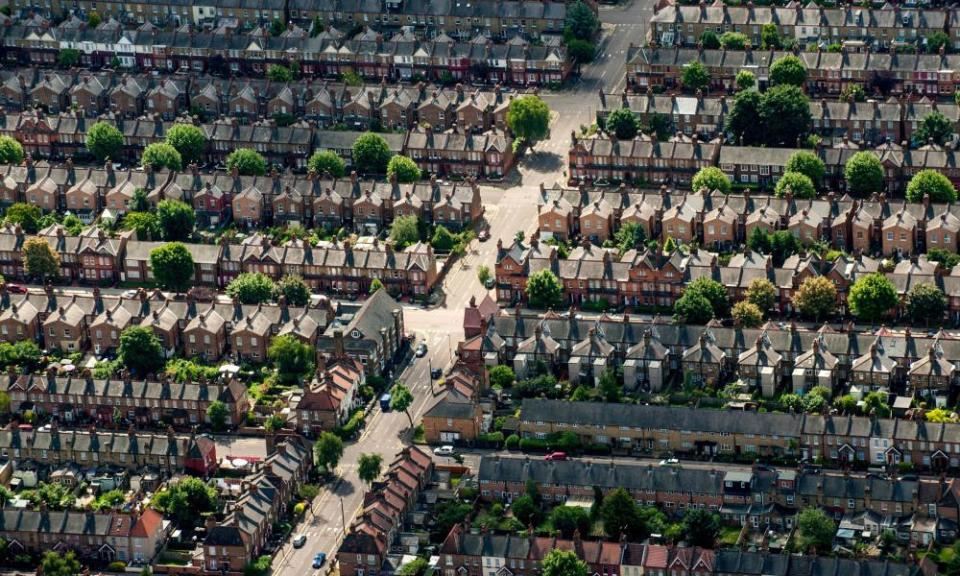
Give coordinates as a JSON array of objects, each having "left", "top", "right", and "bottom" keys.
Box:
[
  {"left": 293, "top": 534, "right": 307, "bottom": 548},
  {"left": 658, "top": 458, "right": 680, "bottom": 467},
  {"left": 484, "top": 277, "right": 495, "bottom": 289},
  {"left": 431, "top": 367, "right": 442, "bottom": 379},
  {"left": 433, "top": 445, "right": 455, "bottom": 456},
  {"left": 544, "top": 452, "right": 567, "bottom": 461},
  {"left": 478, "top": 230, "right": 490, "bottom": 242},
  {"left": 312, "top": 552, "right": 327, "bottom": 568},
  {"left": 5, "top": 284, "right": 26, "bottom": 294},
  {"left": 415, "top": 342, "right": 427, "bottom": 357}
]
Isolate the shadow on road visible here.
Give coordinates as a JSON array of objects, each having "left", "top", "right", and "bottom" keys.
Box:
[
  {"left": 332, "top": 480, "right": 356, "bottom": 497},
  {"left": 519, "top": 150, "right": 564, "bottom": 173}
]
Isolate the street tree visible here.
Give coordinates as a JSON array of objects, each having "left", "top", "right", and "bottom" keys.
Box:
[
  {"left": 0, "top": 136, "right": 24, "bottom": 165},
  {"left": 785, "top": 150, "right": 826, "bottom": 188},
  {"left": 276, "top": 275, "right": 311, "bottom": 306},
  {"left": 774, "top": 171, "right": 816, "bottom": 199},
  {"left": 769, "top": 55, "right": 807, "bottom": 86},
  {"left": 906, "top": 282, "right": 947, "bottom": 326},
  {"left": 566, "top": 39, "right": 596, "bottom": 65},
  {"left": 165, "top": 124, "right": 207, "bottom": 164},
  {"left": 118, "top": 326, "right": 165, "bottom": 376},
  {"left": 681, "top": 61, "right": 710, "bottom": 93},
  {"left": 389, "top": 215, "right": 421, "bottom": 250},
  {"left": 268, "top": 334, "right": 314, "bottom": 384},
  {"left": 227, "top": 272, "right": 277, "bottom": 304},
  {"left": 793, "top": 276, "right": 838, "bottom": 321},
  {"left": 150, "top": 243, "right": 194, "bottom": 292},
  {"left": 23, "top": 237, "right": 60, "bottom": 281},
  {"left": 141, "top": 142, "right": 183, "bottom": 171},
  {"left": 758, "top": 85, "right": 811, "bottom": 146},
  {"left": 86, "top": 122, "right": 123, "bottom": 161},
  {"left": 477, "top": 265, "right": 492, "bottom": 287},
  {"left": 507, "top": 95, "right": 551, "bottom": 145},
  {"left": 691, "top": 166, "right": 731, "bottom": 194},
  {"left": 564, "top": 0, "right": 598, "bottom": 40},
  {"left": 844, "top": 151, "right": 885, "bottom": 196},
  {"left": 605, "top": 108, "right": 640, "bottom": 140},
  {"left": 156, "top": 199, "right": 196, "bottom": 241},
  {"left": 387, "top": 155, "right": 421, "bottom": 182},
  {"left": 313, "top": 432, "right": 345, "bottom": 474},
  {"left": 915, "top": 111, "right": 954, "bottom": 146},
  {"left": 307, "top": 150, "right": 346, "bottom": 178},
  {"left": 226, "top": 148, "right": 267, "bottom": 176},
  {"left": 390, "top": 383, "right": 415, "bottom": 426},
  {"left": 906, "top": 169, "right": 957, "bottom": 203},
  {"left": 542, "top": 550, "right": 588, "bottom": 576},
  {"left": 206, "top": 400, "right": 229, "bottom": 431},
  {"left": 357, "top": 453, "right": 383, "bottom": 486},
  {"left": 746, "top": 278, "right": 777, "bottom": 315},
  {"left": 848, "top": 272, "right": 899, "bottom": 324},
  {"left": 353, "top": 133, "right": 392, "bottom": 174},
  {"left": 525, "top": 269, "right": 563, "bottom": 309},
  {"left": 732, "top": 301, "right": 764, "bottom": 328}
]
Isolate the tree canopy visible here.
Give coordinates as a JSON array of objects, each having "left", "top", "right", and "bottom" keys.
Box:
[
  {"left": 759, "top": 85, "right": 811, "bottom": 147},
  {"left": 206, "top": 400, "right": 229, "bottom": 431},
  {"left": 774, "top": 171, "right": 816, "bottom": 199},
  {"left": 268, "top": 334, "right": 314, "bottom": 384},
  {"left": 681, "top": 62, "right": 710, "bottom": 93},
  {"left": 542, "top": 550, "right": 588, "bottom": 576},
  {"left": 844, "top": 152, "right": 885, "bottom": 196},
  {"left": 848, "top": 273, "right": 899, "bottom": 323},
  {"left": 153, "top": 477, "right": 218, "bottom": 528},
  {"left": 785, "top": 150, "right": 826, "bottom": 188},
  {"left": 156, "top": 199, "right": 196, "bottom": 241},
  {"left": 227, "top": 272, "right": 277, "bottom": 304},
  {"left": 674, "top": 291, "right": 714, "bottom": 324},
  {"left": 0, "top": 136, "right": 24, "bottom": 165},
  {"left": 719, "top": 31, "right": 748, "bottom": 49},
  {"left": 226, "top": 148, "right": 268, "bottom": 176},
  {"left": 725, "top": 90, "right": 764, "bottom": 145},
  {"left": 390, "top": 383, "right": 415, "bottom": 426},
  {"left": 23, "top": 236, "right": 60, "bottom": 280},
  {"left": 507, "top": 95, "right": 551, "bottom": 145},
  {"left": 564, "top": 0, "right": 598, "bottom": 40},
  {"left": 313, "top": 431, "right": 345, "bottom": 473},
  {"left": 735, "top": 70, "right": 756, "bottom": 91},
  {"left": 769, "top": 55, "right": 807, "bottom": 87},
  {"left": 86, "top": 122, "right": 124, "bottom": 161},
  {"left": 141, "top": 142, "right": 183, "bottom": 171},
  {"left": 684, "top": 277, "right": 731, "bottom": 318},
  {"left": 40, "top": 551, "right": 82, "bottom": 576},
  {"left": 277, "top": 275, "right": 311, "bottom": 307},
  {"left": 915, "top": 111, "right": 954, "bottom": 146},
  {"left": 746, "top": 278, "right": 777, "bottom": 315},
  {"left": 387, "top": 155, "right": 421, "bottom": 183},
  {"left": 389, "top": 215, "right": 421, "bottom": 250},
  {"left": 906, "top": 169, "right": 957, "bottom": 203},
  {"left": 118, "top": 326, "right": 165, "bottom": 376},
  {"left": 308, "top": 150, "right": 347, "bottom": 178},
  {"left": 605, "top": 108, "right": 640, "bottom": 140},
  {"left": 793, "top": 276, "right": 837, "bottom": 321},
  {"left": 526, "top": 269, "right": 563, "bottom": 309},
  {"left": 796, "top": 508, "right": 837, "bottom": 553},
  {"left": 352, "top": 133, "right": 392, "bottom": 174},
  {"left": 906, "top": 282, "right": 946, "bottom": 326},
  {"left": 691, "top": 166, "right": 731, "bottom": 194},
  {"left": 165, "top": 124, "right": 207, "bottom": 164},
  {"left": 732, "top": 301, "right": 764, "bottom": 328},
  {"left": 150, "top": 242, "right": 194, "bottom": 292},
  {"left": 357, "top": 453, "right": 383, "bottom": 486}
]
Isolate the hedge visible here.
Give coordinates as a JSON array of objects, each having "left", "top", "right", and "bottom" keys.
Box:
[{"left": 335, "top": 408, "right": 366, "bottom": 440}]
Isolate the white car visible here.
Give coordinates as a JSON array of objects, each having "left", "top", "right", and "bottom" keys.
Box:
[
  {"left": 658, "top": 458, "right": 680, "bottom": 467},
  {"left": 293, "top": 534, "right": 307, "bottom": 548},
  {"left": 433, "top": 445, "right": 455, "bottom": 456}
]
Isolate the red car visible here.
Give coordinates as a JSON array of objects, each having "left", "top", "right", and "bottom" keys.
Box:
[
  {"left": 544, "top": 452, "right": 567, "bottom": 461},
  {"left": 5, "top": 284, "right": 27, "bottom": 294}
]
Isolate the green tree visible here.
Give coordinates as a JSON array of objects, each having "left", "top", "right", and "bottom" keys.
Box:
[
  {"left": 118, "top": 326, "right": 165, "bottom": 376},
  {"left": 40, "top": 551, "right": 82, "bottom": 576},
  {"left": 477, "top": 264, "right": 492, "bottom": 287},
  {"left": 264, "top": 413, "right": 285, "bottom": 432},
  {"left": 725, "top": 90, "right": 763, "bottom": 145},
  {"left": 833, "top": 394, "right": 858, "bottom": 414},
  {"left": 57, "top": 48, "right": 81, "bottom": 68},
  {"left": 794, "top": 276, "right": 837, "bottom": 321},
  {"left": 906, "top": 169, "right": 957, "bottom": 203},
  {"left": 774, "top": 171, "right": 816, "bottom": 199},
  {"left": 691, "top": 166, "right": 731, "bottom": 194},
  {"left": 511, "top": 494, "right": 540, "bottom": 525},
  {"left": 387, "top": 155, "right": 421, "bottom": 182},
  {"left": 507, "top": 95, "right": 551, "bottom": 145},
  {"left": 600, "top": 488, "right": 641, "bottom": 539},
  {"left": 270, "top": 18, "right": 286, "bottom": 36},
  {"left": 227, "top": 272, "right": 277, "bottom": 304},
  {"left": 389, "top": 215, "right": 421, "bottom": 250},
  {"left": 746, "top": 278, "right": 777, "bottom": 315},
  {"left": 23, "top": 236, "right": 59, "bottom": 280},
  {"left": 614, "top": 221, "right": 645, "bottom": 254},
  {"left": 769, "top": 55, "right": 807, "bottom": 87},
  {"left": 165, "top": 124, "right": 207, "bottom": 165},
  {"left": 307, "top": 150, "right": 346, "bottom": 178},
  {"left": 564, "top": 0, "right": 598, "bottom": 40},
  {"left": 153, "top": 477, "right": 219, "bottom": 528},
  {"left": 489, "top": 365, "right": 515, "bottom": 389},
  {"left": 840, "top": 83, "right": 867, "bottom": 103},
  {"left": 226, "top": 148, "right": 267, "bottom": 176},
  {"left": 761, "top": 23, "right": 782, "bottom": 49},
  {"left": 389, "top": 383, "right": 415, "bottom": 426},
  {"left": 700, "top": 30, "right": 721, "bottom": 50},
  {"left": 735, "top": 70, "right": 756, "bottom": 92},
  {"left": 681, "top": 61, "right": 710, "bottom": 93},
  {"left": 277, "top": 275, "right": 311, "bottom": 306},
  {"left": 719, "top": 31, "right": 748, "bottom": 49},
  {"left": 550, "top": 506, "right": 591, "bottom": 538},
  {"left": 605, "top": 108, "right": 639, "bottom": 140},
  {"left": 0, "top": 391, "right": 10, "bottom": 415},
  {"left": 352, "top": 133, "right": 392, "bottom": 174},
  {"left": 268, "top": 334, "right": 314, "bottom": 384},
  {"left": 266, "top": 64, "right": 294, "bottom": 83},
  {"left": 675, "top": 292, "right": 713, "bottom": 324},
  {"left": 86, "top": 122, "right": 123, "bottom": 161},
  {"left": 141, "top": 142, "right": 183, "bottom": 171},
  {"left": 150, "top": 242, "right": 194, "bottom": 292},
  {"left": 431, "top": 226, "right": 456, "bottom": 251},
  {"left": 0, "top": 136, "right": 24, "bottom": 165},
  {"left": 62, "top": 214, "right": 83, "bottom": 235},
  {"left": 681, "top": 508, "right": 722, "bottom": 547},
  {"left": 906, "top": 282, "right": 946, "bottom": 326},
  {"left": 915, "top": 111, "right": 954, "bottom": 146},
  {"left": 844, "top": 151, "right": 885, "bottom": 196},
  {"left": 786, "top": 150, "right": 826, "bottom": 188},
  {"left": 927, "top": 31, "right": 950, "bottom": 54},
  {"left": 206, "top": 400, "right": 229, "bottom": 431},
  {"left": 313, "top": 431, "right": 345, "bottom": 473},
  {"left": 87, "top": 10, "right": 101, "bottom": 26},
  {"left": 863, "top": 391, "right": 891, "bottom": 418},
  {"left": 369, "top": 278, "right": 384, "bottom": 294},
  {"left": 685, "top": 277, "right": 731, "bottom": 317},
  {"left": 848, "top": 272, "right": 898, "bottom": 323},
  {"left": 566, "top": 39, "right": 596, "bottom": 64},
  {"left": 759, "top": 85, "right": 811, "bottom": 146},
  {"left": 732, "top": 301, "right": 764, "bottom": 328},
  {"left": 358, "top": 453, "right": 384, "bottom": 486},
  {"left": 780, "top": 393, "right": 804, "bottom": 413},
  {"left": 244, "top": 556, "right": 272, "bottom": 576},
  {"left": 525, "top": 269, "right": 563, "bottom": 309},
  {"left": 796, "top": 508, "right": 837, "bottom": 553},
  {"left": 542, "top": 549, "right": 588, "bottom": 576},
  {"left": 770, "top": 230, "right": 800, "bottom": 266},
  {"left": 5, "top": 202, "right": 41, "bottom": 233},
  {"left": 131, "top": 187, "right": 149, "bottom": 212},
  {"left": 156, "top": 199, "right": 196, "bottom": 241}
]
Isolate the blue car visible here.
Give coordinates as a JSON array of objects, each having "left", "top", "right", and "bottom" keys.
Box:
[{"left": 313, "top": 553, "right": 327, "bottom": 569}]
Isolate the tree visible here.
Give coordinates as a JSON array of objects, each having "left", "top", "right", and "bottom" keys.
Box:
[
  {"left": 165, "top": 124, "right": 207, "bottom": 164},
  {"left": 277, "top": 275, "right": 311, "bottom": 307},
  {"left": 732, "top": 301, "right": 764, "bottom": 328},
  {"left": 477, "top": 265, "right": 492, "bottom": 287},
  {"left": 389, "top": 383, "right": 415, "bottom": 426},
  {"left": 489, "top": 365, "right": 515, "bottom": 389},
  {"left": 780, "top": 393, "right": 805, "bottom": 413},
  {"left": 774, "top": 171, "right": 816, "bottom": 200},
  {"left": 389, "top": 215, "right": 421, "bottom": 250},
  {"left": 605, "top": 108, "right": 639, "bottom": 140},
  {"left": 227, "top": 272, "right": 277, "bottom": 304},
  {"left": 131, "top": 187, "right": 149, "bottom": 212},
  {"left": 769, "top": 55, "right": 807, "bottom": 87},
  {"left": 268, "top": 334, "right": 314, "bottom": 384},
  {"left": 759, "top": 85, "right": 811, "bottom": 147},
  {"left": 307, "top": 150, "right": 346, "bottom": 178},
  {"left": 927, "top": 31, "right": 950, "bottom": 54},
  {"left": 719, "top": 31, "right": 748, "bottom": 49},
  {"left": 691, "top": 166, "right": 731, "bottom": 194},
  {"left": 761, "top": 23, "right": 782, "bottom": 49},
  {"left": 685, "top": 277, "right": 730, "bottom": 317},
  {"left": 786, "top": 150, "right": 826, "bottom": 188},
  {"left": 357, "top": 453, "right": 383, "bottom": 486},
  {"left": 681, "top": 61, "right": 710, "bottom": 93},
  {"left": 614, "top": 221, "right": 645, "bottom": 255},
  {"left": 57, "top": 48, "right": 81, "bottom": 68},
  {"left": 21, "top": 237, "right": 59, "bottom": 282},
  {"left": 674, "top": 292, "right": 713, "bottom": 324},
  {"left": 153, "top": 477, "right": 218, "bottom": 528},
  {"left": 797, "top": 508, "right": 837, "bottom": 553},
  {"left": 150, "top": 242, "right": 194, "bottom": 292},
  {"left": 270, "top": 18, "right": 286, "bottom": 36},
  {"left": 352, "top": 133, "right": 392, "bottom": 174},
  {"left": 511, "top": 494, "right": 540, "bottom": 525},
  {"left": 746, "top": 278, "right": 777, "bottom": 315},
  {"left": 564, "top": 0, "right": 598, "bottom": 40},
  {"left": 863, "top": 391, "right": 891, "bottom": 418},
  {"left": 118, "top": 326, "right": 165, "bottom": 376},
  {"left": 833, "top": 394, "right": 857, "bottom": 414},
  {"left": 0, "top": 391, "right": 10, "bottom": 415},
  {"left": 141, "top": 142, "right": 183, "bottom": 171},
  {"left": 700, "top": 30, "right": 721, "bottom": 50},
  {"left": 263, "top": 414, "right": 285, "bottom": 432},
  {"left": 550, "top": 506, "right": 591, "bottom": 538},
  {"left": 226, "top": 148, "right": 267, "bottom": 176},
  {"left": 313, "top": 432, "right": 344, "bottom": 473},
  {"left": 926, "top": 408, "right": 954, "bottom": 423},
  {"left": 266, "top": 64, "right": 294, "bottom": 83},
  {"left": 40, "top": 551, "right": 82, "bottom": 576},
  {"left": 906, "top": 169, "right": 957, "bottom": 203},
  {"left": 725, "top": 90, "right": 763, "bottom": 145},
  {"left": 542, "top": 549, "right": 588, "bottom": 576},
  {"left": 507, "top": 95, "right": 551, "bottom": 145},
  {"left": 206, "top": 400, "right": 229, "bottom": 431},
  {"left": 735, "top": 70, "right": 756, "bottom": 92},
  {"left": 566, "top": 39, "right": 597, "bottom": 65},
  {"left": 0, "top": 136, "right": 24, "bottom": 165},
  {"left": 906, "top": 282, "right": 946, "bottom": 326},
  {"left": 600, "top": 488, "right": 641, "bottom": 539},
  {"left": 86, "top": 121, "right": 123, "bottom": 161},
  {"left": 62, "top": 214, "right": 83, "bottom": 235},
  {"left": 794, "top": 276, "right": 837, "bottom": 321},
  {"left": 87, "top": 10, "right": 101, "bottom": 27},
  {"left": 769, "top": 231, "right": 800, "bottom": 267},
  {"left": 525, "top": 269, "right": 563, "bottom": 309},
  {"left": 681, "top": 508, "right": 722, "bottom": 547},
  {"left": 156, "top": 199, "right": 196, "bottom": 241},
  {"left": 387, "top": 155, "right": 421, "bottom": 183},
  {"left": 844, "top": 152, "right": 885, "bottom": 196},
  {"left": 849, "top": 273, "right": 899, "bottom": 323},
  {"left": 431, "top": 226, "right": 456, "bottom": 251},
  {"left": 914, "top": 111, "right": 953, "bottom": 146},
  {"left": 5, "top": 202, "right": 41, "bottom": 233}
]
